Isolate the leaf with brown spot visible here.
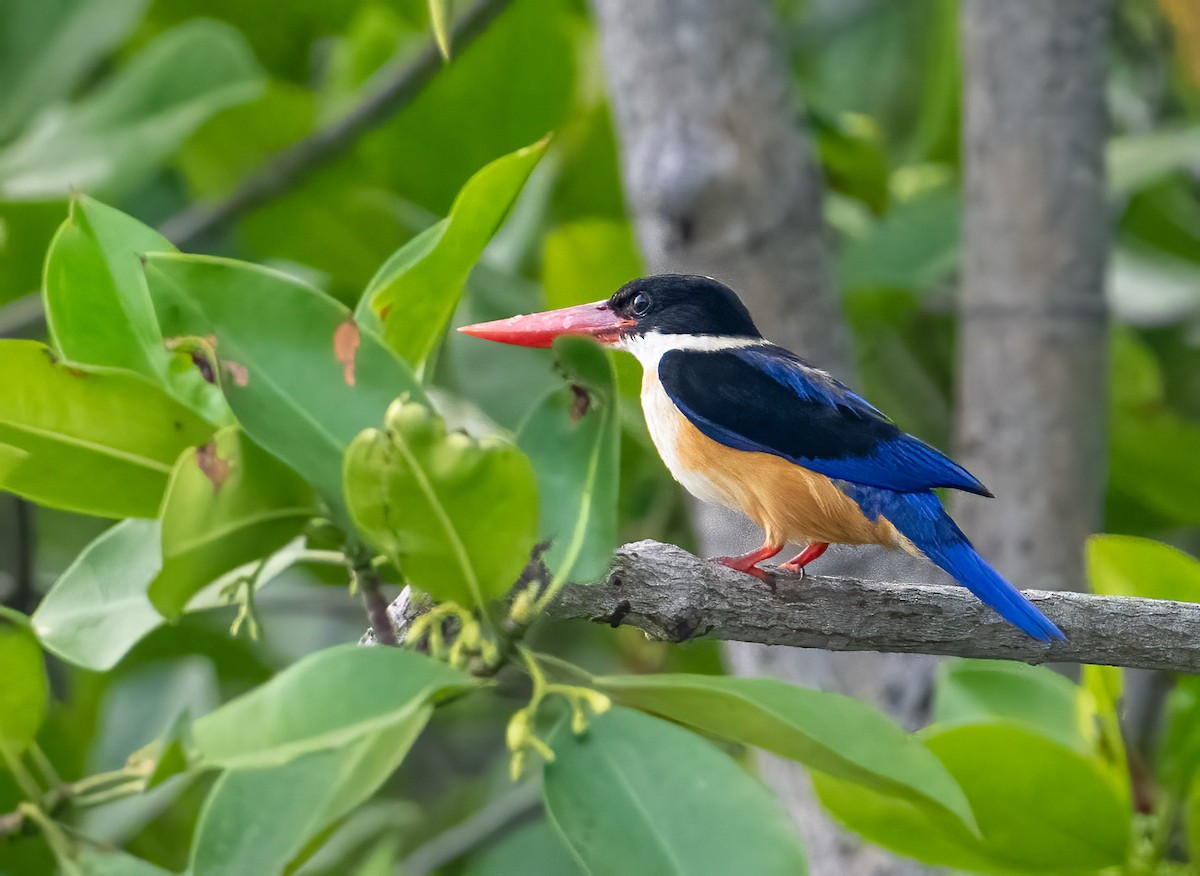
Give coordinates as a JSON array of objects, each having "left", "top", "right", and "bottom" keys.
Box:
[
  {"left": 334, "top": 319, "right": 360, "bottom": 387},
  {"left": 143, "top": 252, "right": 426, "bottom": 525},
  {"left": 151, "top": 427, "right": 317, "bottom": 620},
  {"left": 569, "top": 384, "right": 590, "bottom": 424},
  {"left": 224, "top": 361, "right": 249, "bottom": 387},
  {"left": 196, "top": 440, "right": 230, "bottom": 492},
  {"left": 0, "top": 340, "right": 215, "bottom": 517}
]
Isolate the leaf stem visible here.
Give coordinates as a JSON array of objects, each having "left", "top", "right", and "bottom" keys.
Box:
[
  {"left": 17, "top": 803, "right": 80, "bottom": 876},
  {"left": 27, "top": 744, "right": 60, "bottom": 796},
  {"left": 0, "top": 743, "right": 44, "bottom": 802}
]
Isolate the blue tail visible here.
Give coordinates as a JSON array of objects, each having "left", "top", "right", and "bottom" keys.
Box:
[{"left": 843, "top": 486, "right": 1065, "bottom": 642}]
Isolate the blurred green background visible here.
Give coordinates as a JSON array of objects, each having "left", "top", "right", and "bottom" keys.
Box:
[{"left": 2, "top": 0, "right": 1200, "bottom": 873}]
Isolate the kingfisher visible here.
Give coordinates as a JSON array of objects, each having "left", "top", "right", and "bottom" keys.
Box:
[{"left": 459, "top": 274, "right": 1064, "bottom": 642}]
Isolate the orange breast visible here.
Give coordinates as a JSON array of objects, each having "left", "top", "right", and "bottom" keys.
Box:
[{"left": 671, "top": 413, "right": 904, "bottom": 550}]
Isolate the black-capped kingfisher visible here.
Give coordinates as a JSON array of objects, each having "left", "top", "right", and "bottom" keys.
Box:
[{"left": 459, "top": 274, "right": 1064, "bottom": 642}]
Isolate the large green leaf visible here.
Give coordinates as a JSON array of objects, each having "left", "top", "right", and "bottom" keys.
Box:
[
  {"left": 191, "top": 644, "right": 474, "bottom": 769},
  {"left": 42, "top": 196, "right": 224, "bottom": 422},
  {"left": 344, "top": 398, "right": 538, "bottom": 608},
  {"left": 593, "top": 673, "right": 974, "bottom": 832},
  {"left": 32, "top": 518, "right": 302, "bottom": 671},
  {"left": 815, "top": 723, "right": 1130, "bottom": 871},
  {"left": 0, "top": 340, "right": 214, "bottom": 518},
  {"left": 517, "top": 337, "right": 620, "bottom": 584},
  {"left": 933, "top": 660, "right": 1088, "bottom": 755},
  {"left": 152, "top": 427, "right": 316, "bottom": 619},
  {"left": 143, "top": 252, "right": 425, "bottom": 523},
  {"left": 543, "top": 707, "right": 807, "bottom": 876},
  {"left": 1087, "top": 535, "right": 1200, "bottom": 602},
  {"left": 0, "top": 20, "right": 263, "bottom": 201},
  {"left": 0, "top": 0, "right": 148, "bottom": 142},
  {"left": 190, "top": 710, "right": 429, "bottom": 876},
  {"left": 0, "top": 607, "right": 48, "bottom": 753},
  {"left": 365, "top": 140, "right": 547, "bottom": 365}
]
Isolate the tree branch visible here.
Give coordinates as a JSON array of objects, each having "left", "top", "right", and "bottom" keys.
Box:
[
  {"left": 541, "top": 540, "right": 1200, "bottom": 674},
  {"left": 157, "top": 0, "right": 513, "bottom": 249}
]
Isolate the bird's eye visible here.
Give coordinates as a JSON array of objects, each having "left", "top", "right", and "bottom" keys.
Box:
[{"left": 631, "top": 292, "right": 651, "bottom": 316}]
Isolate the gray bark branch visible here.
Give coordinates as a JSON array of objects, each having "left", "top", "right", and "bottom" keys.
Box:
[{"left": 543, "top": 540, "right": 1200, "bottom": 674}]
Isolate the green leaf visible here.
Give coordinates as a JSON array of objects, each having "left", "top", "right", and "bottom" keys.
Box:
[
  {"left": 143, "top": 252, "right": 425, "bottom": 523},
  {"left": 1110, "top": 409, "right": 1200, "bottom": 526},
  {"left": 0, "top": 20, "right": 263, "bottom": 201},
  {"left": 1109, "top": 127, "right": 1200, "bottom": 195},
  {"left": 1087, "top": 535, "right": 1200, "bottom": 602},
  {"left": 32, "top": 518, "right": 302, "bottom": 671},
  {"left": 815, "top": 723, "right": 1130, "bottom": 871},
  {"left": 358, "top": 0, "right": 573, "bottom": 215},
  {"left": 541, "top": 220, "right": 644, "bottom": 310},
  {"left": 543, "top": 706, "right": 807, "bottom": 876},
  {"left": 42, "top": 196, "right": 224, "bottom": 422},
  {"left": 152, "top": 427, "right": 316, "bottom": 619},
  {"left": 0, "top": 444, "right": 29, "bottom": 480},
  {"left": 32, "top": 519, "right": 164, "bottom": 671},
  {"left": 0, "top": 607, "right": 47, "bottom": 753},
  {"left": 813, "top": 772, "right": 993, "bottom": 871},
  {"left": 1158, "top": 676, "right": 1200, "bottom": 794},
  {"left": 428, "top": 0, "right": 451, "bottom": 59},
  {"left": 933, "top": 659, "right": 1088, "bottom": 755},
  {"left": 0, "top": 0, "right": 148, "bottom": 141},
  {"left": 191, "top": 644, "right": 474, "bottom": 769},
  {"left": 73, "top": 848, "right": 173, "bottom": 876},
  {"left": 811, "top": 109, "right": 891, "bottom": 213},
  {"left": 344, "top": 398, "right": 538, "bottom": 608},
  {"left": 839, "top": 186, "right": 960, "bottom": 293},
  {"left": 517, "top": 337, "right": 620, "bottom": 583},
  {"left": 464, "top": 821, "right": 582, "bottom": 876},
  {"left": 0, "top": 340, "right": 214, "bottom": 518},
  {"left": 593, "top": 673, "right": 975, "bottom": 832},
  {"left": 191, "top": 710, "right": 429, "bottom": 876},
  {"left": 366, "top": 140, "right": 548, "bottom": 366}
]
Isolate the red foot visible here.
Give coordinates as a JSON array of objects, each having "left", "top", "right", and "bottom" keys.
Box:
[
  {"left": 712, "top": 544, "right": 784, "bottom": 575},
  {"left": 779, "top": 542, "right": 829, "bottom": 576}
]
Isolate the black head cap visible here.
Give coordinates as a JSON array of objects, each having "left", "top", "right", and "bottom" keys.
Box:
[{"left": 607, "top": 274, "right": 761, "bottom": 339}]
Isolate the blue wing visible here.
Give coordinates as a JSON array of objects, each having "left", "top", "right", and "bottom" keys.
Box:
[{"left": 658, "top": 346, "right": 992, "bottom": 496}]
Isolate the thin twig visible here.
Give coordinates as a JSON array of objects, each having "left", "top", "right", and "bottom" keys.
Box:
[
  {"left": 354, "top": 560, "right": 398, "bottom": 647},
  {"left": 158, "top": 0, "right": 513, "bottom": 249}
]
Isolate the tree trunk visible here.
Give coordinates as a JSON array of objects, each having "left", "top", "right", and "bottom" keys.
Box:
[
  {"left": 956, "top": 0, "right": 1110, "bottom": 595},
  {"left": 593, "top": 1, "right": 936, "bottom": 872}
]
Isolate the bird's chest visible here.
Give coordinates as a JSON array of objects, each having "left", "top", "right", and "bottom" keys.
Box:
[{"left": 641, "top": 367, "right": 738, "bottom": 509}]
